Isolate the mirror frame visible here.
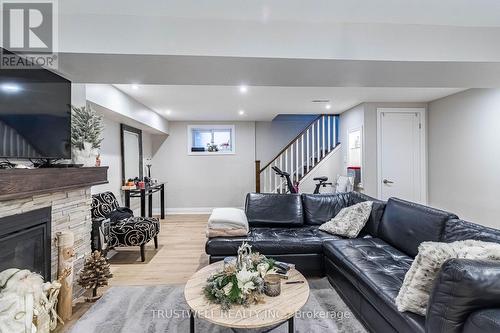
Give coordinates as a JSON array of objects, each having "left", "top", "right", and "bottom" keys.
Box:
[{"left": 120, "top": 124, "right": 143, "bottom": 184}]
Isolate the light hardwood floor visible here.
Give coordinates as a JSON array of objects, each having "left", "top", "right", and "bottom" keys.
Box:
[
  {"left": 108, "top": 214, "right": 209, "bottom": 285},
  {"left": 59, "top": 214, "right": 209, "bottom": 332}
]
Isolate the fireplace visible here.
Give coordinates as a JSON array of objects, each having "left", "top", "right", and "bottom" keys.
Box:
[{"left": 0, "top": 207, "right": 51, "bottom": 281}]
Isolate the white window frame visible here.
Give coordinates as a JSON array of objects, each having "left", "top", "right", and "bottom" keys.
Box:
[{"left": 187, "top": 124, "right": 236, "bottom": 155}]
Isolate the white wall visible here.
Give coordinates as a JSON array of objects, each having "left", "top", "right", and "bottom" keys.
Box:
[
  {"left": 255, "top": 117, "right": 317, "bottom": 165},
  {"left": 339, "top": 104, "right": 365, "bottom": 189},
  {"left": 86, "top": 84, "right": 168, "bottom": 134},
  {"left": 58, "top": 5, "right": 500, "bottom": 62},
  {"left": 339, "top": 102, "right": 428, "bottom": 197},
  {"left": 91, "top": 114, "right": 122, "bottom": 201},
  {"left": 363, "top": 102, "right": 428, "bottom": 198},
  {"left": 70, "top": 85, "right": 160, "bottom": 208},
  {"left": 299, "top": 145, "right": 343, "bottom": 194},
  {"left": 90, "top": 112, "right": 154, "bottom": 206},
  {"left": 428, "top": 89, "right": 500, "bottom": 228},
  {"left": 152, "top": 121, "right": 256, "bottom": 212}
]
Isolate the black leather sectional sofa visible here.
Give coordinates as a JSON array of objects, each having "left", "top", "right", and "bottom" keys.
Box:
[{"left": 205, "top": 192, "right": 500, "bottom": 333}]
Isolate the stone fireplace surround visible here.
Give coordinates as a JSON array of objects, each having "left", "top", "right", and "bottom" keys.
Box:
[{"left": 0, "top": 167, "right": 108, "bottom": 300}]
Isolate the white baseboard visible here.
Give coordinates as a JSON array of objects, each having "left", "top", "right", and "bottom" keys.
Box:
[
  {"left": 153, "top": 207, "right": 243, "bottom": 215},
  {"left": 152, "top": 207, "right": 213, "bottom": 215}
]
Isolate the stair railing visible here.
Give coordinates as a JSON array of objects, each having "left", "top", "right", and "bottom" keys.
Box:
[{"left": 256, "top": 114, "right": 340, "bottom": 193}]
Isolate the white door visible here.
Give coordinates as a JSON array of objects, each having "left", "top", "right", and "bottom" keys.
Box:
[{"left": 377, "top": 108, "right": 426, "bottom": 203}]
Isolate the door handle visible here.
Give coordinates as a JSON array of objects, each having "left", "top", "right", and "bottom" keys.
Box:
[{"left": 383, "top": 179, "right": 394, "bottom": 184}]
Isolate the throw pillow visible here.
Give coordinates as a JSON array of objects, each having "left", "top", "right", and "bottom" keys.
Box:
[
  {"left": 396, "top": 240, "right": 500, "bottom": 315},
  {"left": 319, "top": 201, "right": 373, "bottom": 238}
]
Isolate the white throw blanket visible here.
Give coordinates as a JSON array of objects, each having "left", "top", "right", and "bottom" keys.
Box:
[
  {"left": 0, "top": 269, "right": 45, "bottom": 333},
  {"left": 207, "top": 208, "right": 249, "bottom": 238}
]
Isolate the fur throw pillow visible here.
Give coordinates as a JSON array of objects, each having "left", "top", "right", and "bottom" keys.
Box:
[
  {"left": 396, "top": 240, "right": 500, "bottom": 315},
  {"left": 319, "top": 201, "right": 373, "bottom": 238}
]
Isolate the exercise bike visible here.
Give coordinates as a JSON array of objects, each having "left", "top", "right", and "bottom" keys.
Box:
[
  {"left": 312, "top": 176, "right": 333, "bottom": 194},
  {"left": 272, "top": 166, "right": 333, "bottom": 194},
  {"left": 272, "top": 166, "right": 299, "bottom": 193}
]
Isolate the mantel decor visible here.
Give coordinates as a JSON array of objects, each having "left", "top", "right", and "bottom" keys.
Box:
[
  {"left": 203, "top": 242, "right": 276, "bottom": 310},
  {"left": 71, "top": 105, "right": 103, "bottom": 167}
]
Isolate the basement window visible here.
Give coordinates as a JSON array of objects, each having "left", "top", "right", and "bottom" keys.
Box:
[{"left": 187, "top": 125, "right": 235, "bottom": 155}]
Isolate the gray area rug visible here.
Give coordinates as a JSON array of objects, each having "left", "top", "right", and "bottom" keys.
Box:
[{"left": 70, "top": 278, "right": 366, "bottom": 333}]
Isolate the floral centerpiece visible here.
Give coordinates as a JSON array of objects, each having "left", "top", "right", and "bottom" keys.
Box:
[{"left": 203, "top": 242, "right": 276, "bottom": 310}]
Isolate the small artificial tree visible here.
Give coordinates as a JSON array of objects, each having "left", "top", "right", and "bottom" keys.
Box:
[
  {"left": 77, "top": 251, "right": 113, "bottom": 301},
  {"left": 71, "top": 105, "right": 103, "bottom": 150}
]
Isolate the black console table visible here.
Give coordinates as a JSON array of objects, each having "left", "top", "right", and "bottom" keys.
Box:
[{"left": 123, "top": 183, "right": 165, "bottom": 219}]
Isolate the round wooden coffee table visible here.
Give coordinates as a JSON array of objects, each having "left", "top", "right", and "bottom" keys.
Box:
[{"left": 184, "top": 261, "right": 310, "bottom": 332}]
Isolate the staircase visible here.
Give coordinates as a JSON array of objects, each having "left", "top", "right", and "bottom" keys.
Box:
[{"left": 256, "top": 114, "right": 340, "bottom": 193}]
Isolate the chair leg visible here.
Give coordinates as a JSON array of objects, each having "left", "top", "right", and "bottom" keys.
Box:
[
  {"left": 140, "top": 244, "right": 146, "bottom": 262},
  {"left": 154, "top": 236, "right": 158, "bottom": 249}
]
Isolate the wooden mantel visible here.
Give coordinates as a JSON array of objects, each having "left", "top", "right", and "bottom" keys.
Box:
[{"left": 0, "top": 167, "right": 108, "bottom": 201}]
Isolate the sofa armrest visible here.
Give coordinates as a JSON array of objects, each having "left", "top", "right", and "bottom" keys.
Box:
[{"left": 426, "top": 259, "right": 500, "bottom": 333}]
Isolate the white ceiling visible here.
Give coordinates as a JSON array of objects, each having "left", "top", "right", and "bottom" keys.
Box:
[
  {"left": 52, "top": 1, "right": 500, "bottom": 62},
  {"left": 49, "top": 1, "right": 493, "bottom": 121},
  {"left": 113, "top": 85, "right": 464, "bottom": 121},
  {"left": 60, "top": 0, "right": 500, "bottom": 27}
]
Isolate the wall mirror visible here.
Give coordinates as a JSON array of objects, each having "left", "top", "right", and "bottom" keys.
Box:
[{"left": 121, "top": 124, "right": 143, "bottom": 183}]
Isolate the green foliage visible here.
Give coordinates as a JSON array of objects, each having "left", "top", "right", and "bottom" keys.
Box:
[
  {"left": 227, "top": 275, "right": 241, "bottom": 303},
  {"left": 203, "top": 255, "right": 277, "bottom": 310},
  {"left": 71, "top": 105, "right": 103, "bottom": 150},
  {"left": 265, "top": 258, "right": 276, "bottom": 271}
]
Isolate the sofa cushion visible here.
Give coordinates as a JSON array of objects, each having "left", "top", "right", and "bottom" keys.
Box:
[
  {"left": 250, "top": 226, "right": 341, "bottom": 254},
  {"left": 301, "top": 192, "right": 351, "bottom": 225},
  {"left": 323, "top": 238, "right": 424, "bottom": 332},
  {"left": 205, "top": 235, "right": 252, "bottom": 256},
  {"left": 378, "top": 198, "right": 457, "bottom": 257},
  {"left": 443, "top": 218, "right": 500, "bottom": 244},
  {"left": 348, "top": 192, "right": 386, "bottom": 237},
  {"left": 206, "top": 226, "right": 340, "bottom": 256},
  {"left": 245, "top": 193, "right": 304, "bottom": 227},
  {"left": 301, "top": 192, "right": 385, "bottom": 237},
  {"left": 319, "top": 201, "right": 373, "bottom": 238}
]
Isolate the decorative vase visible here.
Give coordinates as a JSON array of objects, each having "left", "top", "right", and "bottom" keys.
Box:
[{"left": 72, "top": 142, "right": 99, "bottom": 167}]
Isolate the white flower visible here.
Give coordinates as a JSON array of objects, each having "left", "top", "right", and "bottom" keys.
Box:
[
  {"left": 222, "top": 282, "right": 233, "bottom": 296},
  {"left": 236, "top": 268, "right": 258, "bottom": 294},
  {"left": 257, "top": 263, "right": 270, "bottom": 278}
]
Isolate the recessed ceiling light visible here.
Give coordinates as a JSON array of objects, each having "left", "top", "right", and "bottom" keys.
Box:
[
  {"left": 239, "top": 85, "right": 248, "bottom": 94},
  {"left": 325, "top": 104, "right": 332, "bottom": 110},
  {"left": 165, "top": 109, "right": 171, "bottom": 115},
  {"left": 238, "top": 110, "right": 245, "bottom": 115},
  {"left": 1, "top": 83, "right": 21, "bottom": 93},
  {"left": 131, "top": 84, "right": 139, "bottom": 90}
]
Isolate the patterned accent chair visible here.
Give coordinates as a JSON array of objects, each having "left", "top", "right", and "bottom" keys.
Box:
[{"left": 91, "top": 191, "right": 160, "bottom": 262}]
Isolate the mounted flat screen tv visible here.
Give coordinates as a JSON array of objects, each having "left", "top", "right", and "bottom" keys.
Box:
[{"left": 0, "top": 60, "right": 71, "bottom": 160}]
